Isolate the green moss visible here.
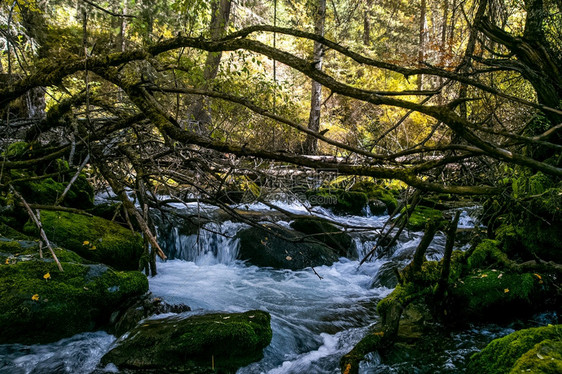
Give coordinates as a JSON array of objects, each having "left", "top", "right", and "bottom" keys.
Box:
[
  {"left": 2, "top": 141, "right": 31, "bottom": 158},
  {"left": 467, "top": 325, "right": 562, "bottom": 374},
  {"left": 30, "top": 211, "right": 144, "bottom": 270},
  {"left": 102, "top": 310, "right": 272, "bottom": 373},
  {"left": 467, "top": 239, "right": 510, "bottom": 270},
  {"left": 448, "top": 270, "right": 543, "bottom": 321},
  {"left": 17, "top": 175, "right": 94, "bottom": 210},
  {"left": 350, "top": 181, "right": 399, "bottom": 213},
  {"left": 510, "top": 339, "right": 562, "bottom": 373},
  {"left": 0, "top": 254, "right": 148, "bottom": 344},
  {"left": 306, "top": 188, "right": 369, "bottom": 215},
  {"left": 406, "top": 206, "right": 444, "bottom": 230}
]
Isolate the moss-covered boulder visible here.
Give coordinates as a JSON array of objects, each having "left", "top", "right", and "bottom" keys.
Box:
[
  {"left": 25, "top": 211, "right": 144, "bottom": 270},
  {"left": 406, "top": 206, "right": 444, "bottom": 230},
  {"left": 0, "top": 241, "right": 148, "bottom": 344},
  {"left": 306, "top": 188, "right": 369, "bottom": 215},
  {"left": 350, "top": 181, "right": 399, "bottom": 213},
  {"left": 467, "top": 325, "right": 562, "bottom": 374},
  {"left": 101, "top": 310, "right": 272, "bottom": 373},
  {"left": 446, "top": 269, "right": 546, "bottom": 321},
  {"left": 236, "top": 225, "right": 340, "bottom": 270},
  {"left": 15, "top": 174, "right": 94, "bottom": 210},
  {"left": 289, "top": 217, "right": 353, "bottom": 257}
]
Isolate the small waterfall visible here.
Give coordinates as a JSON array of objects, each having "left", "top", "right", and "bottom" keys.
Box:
[{"left": 160, "top": 221, "right": 245, "bottom": 265}]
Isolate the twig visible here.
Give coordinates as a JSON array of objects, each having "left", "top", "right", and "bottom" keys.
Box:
[
  {"left": 10, "top": 187, "right": 63, "bottom": 271},
  {"left": 55, "top": 154, "right": 90, "bottom": 206}
]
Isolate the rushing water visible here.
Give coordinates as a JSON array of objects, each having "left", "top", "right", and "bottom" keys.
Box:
[{"left": 0, "top": 201, "right": 552, "bottom": 373}]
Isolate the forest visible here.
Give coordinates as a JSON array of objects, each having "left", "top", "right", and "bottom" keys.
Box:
[{"left": 0, "top": 0, "right": 560, "bottom": 373}]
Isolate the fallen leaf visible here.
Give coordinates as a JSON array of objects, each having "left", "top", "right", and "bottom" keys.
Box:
[
  {"left": 504, "top": 288, "right": 509, "bottom": 293},
  {"left": 31, "top": 294, "right": 39, "bottom": 301},
  {"left": 374, "top": 331, "right": 384, "bottom": 337},
  {"left": 90, "top": 246, "right": 96, "bottom": 250},
  {"left": 286, "top": 256, "right": 292, "bottom": 261},
  {"left": 498, "top": 273, "right": 503, "bottom": 279},
  {"left": 534, "top": 273, "right": 542, "bottom": 280},
  {"left": 83, "top": 240, "right": 89, "bottom": 246},
  {"left": 43, "top": 272, "right": 51, "bottom": 280},
  {"left": 480, "top": 274, "right": 488, "bottom": 278}
]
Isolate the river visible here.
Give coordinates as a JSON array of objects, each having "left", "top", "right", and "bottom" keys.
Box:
[{"left": 0, "top": 201, "right": 552, "bottom": 373}]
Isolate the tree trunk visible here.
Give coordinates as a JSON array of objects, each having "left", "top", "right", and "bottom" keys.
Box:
[
  {"left": 417, "top": 0, "right": 427, "bottom": 90},
  {"left": 304, "top": 0, "right": 326, "bottom": 155},
  {"left": 188, "top": 0, "right": 232, "bottom": 132}
]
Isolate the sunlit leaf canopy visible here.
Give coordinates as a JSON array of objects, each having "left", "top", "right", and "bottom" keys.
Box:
[{"left": 0, "top": 0, "right": 560, "bottom": 198}]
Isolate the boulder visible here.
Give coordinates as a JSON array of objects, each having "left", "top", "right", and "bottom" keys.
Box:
[
  {"left": 25, "top": 211, "right": 144, "bottom": 270},
  {"left": 406, "top": 206, "right": 444, "bottom": 230},
  {"left": 306, "top": 188, "right": 368, "bottom": 215},
  {"left": 467, "top": 324, "right": 562, "bottom": 374},
  {"left": 446, "top": 269, "right": 546, "bottom": 321},
  {"left": 289, "top": 217, "right": 354, "bottom": 257},
  {"left": 109, "top": 293, "right": 191, "bottom": 337},
  {"left": 0, "top": 240, "right": 148, "bottom": 344},
  {"left": 101, "top": 310, "right": 272, "bottom": 373},
  {"left": 236, "top": 225, "right": 339, "bottom": 270},
  {"left": 370, "top": 261, "right": 400, "bottom": 289}
]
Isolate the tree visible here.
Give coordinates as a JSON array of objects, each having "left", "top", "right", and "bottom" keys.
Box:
[
  {"left": 303, "top": 0, "right": 326, "bottom": 154},
  {"left": 0, "top": 0, "right": 560, "bottom": 277}
]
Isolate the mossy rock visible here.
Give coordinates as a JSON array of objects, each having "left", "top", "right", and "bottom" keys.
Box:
[
  {"left": 0, "top": 250, "right": 148, "bottom": 344},
  {"left": 289, "top": 217, "right": 353, "bottom": 257},
  {"left": 510, "top": 339, "right": 562, "bottom": 373},
  {"left": 306, "top": 188, "right": 368, "bottom": 215},
  {"left": 447, "top": 270, "right": 546, "bottom": 321},
  {"left": 406, "top": 206, "right": 444, "bottom": 231},
  {"left": 25, "top": 211, "right": 144, "bottom": 271},
  {"left": 101, "top": 310, "right": 272, "bottom": 373},
  {"left": 236, "top": 224, "right": 339, "bottom": 270},
  {"left": 467, "top": 239, "right": 511, "bottom": 270},
  {"left": 16, "top": 174, "right": 94, "bottom": 210},
  {"left": 350, "top": 181, "right": 399, "bottom": 214},
  {"left": 467, "top": 325, "right": 562, "bottom": 374}
]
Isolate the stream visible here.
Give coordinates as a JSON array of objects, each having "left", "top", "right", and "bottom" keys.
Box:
[{"left": 0, "top": 201, "right": 555, "bottom": 373}]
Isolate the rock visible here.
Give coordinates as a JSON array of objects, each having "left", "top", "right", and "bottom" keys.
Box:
[
  {"left": 236, "top": 225, "right": 340, "bottom": 270},
  {"left": 0, "top": 244, "right": 148, "bottom": 344},
  {"left": 350, "top": 181, "right": 399, "bottom": 214},
  {"left": 101, "top": 310, "right": 272, "bottom": 373},
  {"left": 290, "top": 217, "right": 354, "bottom": 256},
  {"left": 109, "top": 293, "right": 191, "bottom": 337},
  {"left": 406, "top": 206, "right": 444, "bottom": 231},
  {"left": 467, "top": 324, "right": 562, "bottom": 374},
  {"left": 368, "top": 199, "right": 388, "bottom": 215},
  {"left": 25, "top": 211, "right": 144, "bottom": 271},
  {"left": 371, "top": 261, "right": 399, "bottom": 289},
  {"left": 306, "top": 188, "right": 369, "bottom": 215},
  {"left": 16, "top": 172, "right": 94, "bottom": 210},
  {"left": 446, "top": 269, "right": 547, "bottom": 322}
]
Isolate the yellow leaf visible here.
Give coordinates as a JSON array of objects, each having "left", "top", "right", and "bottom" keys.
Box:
[
  {"left": 504, "top": 288, "right": 509, "bottom": 293},
  {"left": 5, "top": 258, "right": 9, "bottom": 265},
  {"left": 343, "top": 363, "right": 352, "bottom": 374},
  {"left": 31, "top": 294, "right": 39, "bottom": 301},
  {"left": 480, "top": 274, "right": 488, "bottom": 278},
  {"left": 534, "top": 273, "right": 542, "bottom": 280},
  {"left": 374, "top": 331, "right": 384, "bottom": 337},
  {"left": 83, "top": 241, "right": 89, "bottom": 246},
  {"left": 43, "top": 272, "right": 51, "bottom": 280},
  {"left": 90, "top": 246, "right": 96, "bottom": 250}
]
